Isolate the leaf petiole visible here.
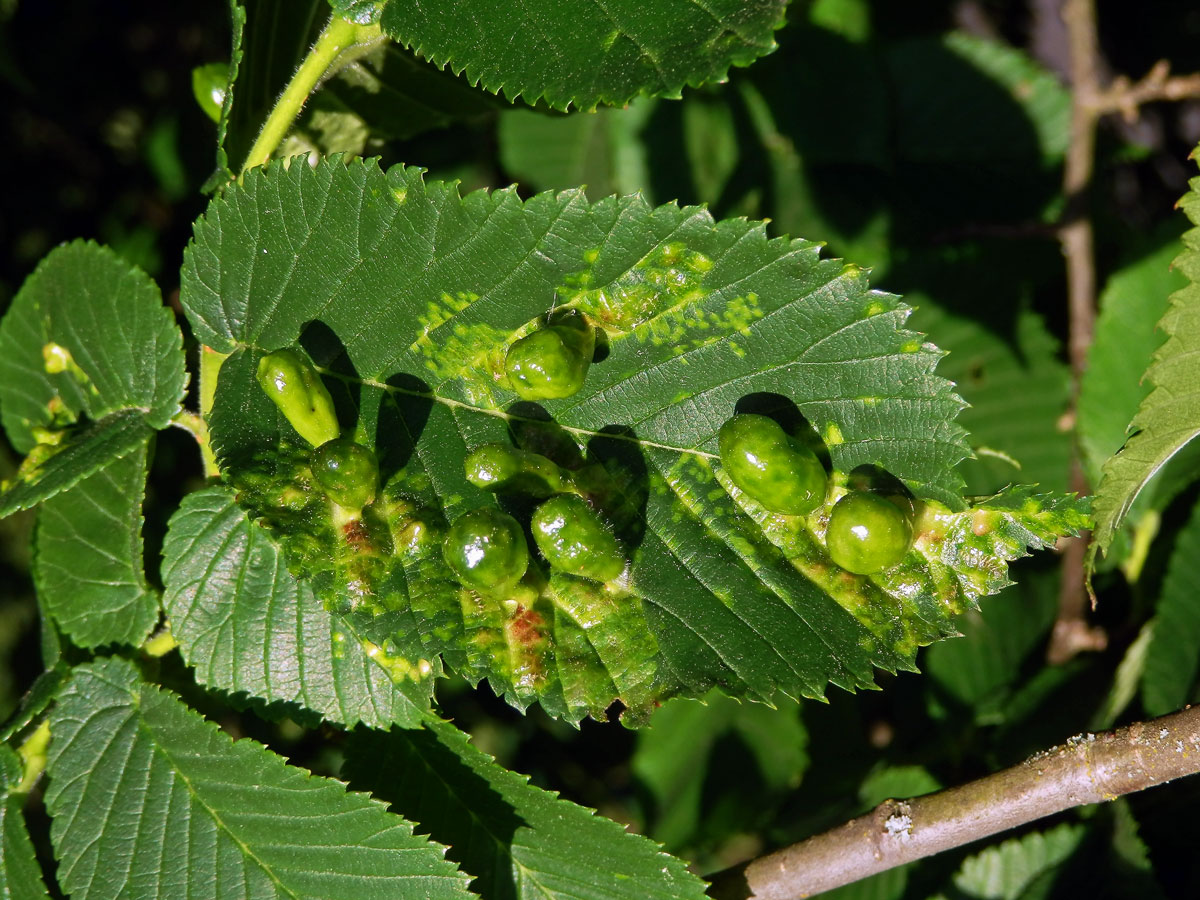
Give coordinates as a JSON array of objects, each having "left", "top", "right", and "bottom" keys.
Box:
[
  {"left": 240, "top": 14, "right": 385, "bottom": 174},
  {"left": 15, "top": 720, "right": 50, "bottom": 795}
]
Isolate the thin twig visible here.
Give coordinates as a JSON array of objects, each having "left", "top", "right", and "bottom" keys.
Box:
[
  {"left": 707, "top": 705, "right": 1200, "bottom": 899},
  {"left": 1047, "top": 0, "right": 1107, "bottom": 663},
  {"left": 1092, "top": 61, "right": 1200, "bottom": 121}
]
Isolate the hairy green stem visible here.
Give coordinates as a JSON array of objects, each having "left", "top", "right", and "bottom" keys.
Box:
[
  {"left": 15, "top": 720, "right": 50, "bottom": 795},
  {"left": 142, "top": 628, "right": 179, "bottom": 658},
  {"left": 196, "top": 346, "right": 228, "bottom": 478},
  {"left": 240, "top": 15, "right": 383, "bottom": 174}
]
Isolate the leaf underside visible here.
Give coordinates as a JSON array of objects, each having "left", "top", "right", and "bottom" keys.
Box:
[
  {"left": 45, "top": 657, "right": 471, "bottom": 900},
  {"left": 182, "top": 158, "right": 1086, "bottom": 723},
  {"left": 376, "top": 0, "right": 788, "bottom": 112},
  {"left": 346, "top": 718, "right": 710, "bottom": 899}
]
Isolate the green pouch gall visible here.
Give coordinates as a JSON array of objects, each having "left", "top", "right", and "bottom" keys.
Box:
[
  {"left": 464, "top": 443, "right": 570, "bottom": 496},
  {"left": 255, "top": 349, "right": 340, "bottom": 448},
  {"left": 718, "top": 414, "right": 826, "bottom": 516},
  {"left": 825, "top": 491, "right": 914, "bottom": 575},
  {"left": 531, "top": 493, "right": 625, "bottom": 582},
  {"left": 443, "top": 507, "right": 530, "bottom": 595},
  {"left": 311, "top": 439, "right": 379, "bottom": 511},
  {"left": 505, "top": 312, "right": 596, "bottom": 401}
]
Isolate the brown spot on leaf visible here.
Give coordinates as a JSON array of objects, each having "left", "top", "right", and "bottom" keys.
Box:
[
  {"left": 508, "top": 603, "right": 546, "bottom": 648},
  {"left": 343, "top": 518, "right": 371, "bottom": 550}
]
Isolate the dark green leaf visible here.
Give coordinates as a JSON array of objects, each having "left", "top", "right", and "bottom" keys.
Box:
[
  {"left": 1141, "top": 496, "right": 1200, "bottom": 715},
  {"left": 181, "top": 158, "right": 1084, "bottom": 722},
  {"left": 908, "top": 303, "right": 1071, "bottom": 495},
  {"left": 1079, "top": 238, "right": 1186, "bottom": 485},
  {"left": 0, "top": 411, "right": 152, "bottom": 518},
  {"left": 162, "top": 485, "right": 432, "bottom": 729},
  {"left": 345, "top": 717, "right": 709, "bottom": 900},
  {"left": 814, "top": 866, "right": 907, "bottom": 900},
  {"left": 34, "top": 442, "right": 158, "bottom": 648},
  {"left": 294, "top": 41, "right": 499, "bottom": 154},
  {"left": 632, "top": 690, "right": 806, "bottom": 850},
  {"left": 0, "top": 667, "right": 66, "bottom": 745},
  {"left": 923, "top": 566, "right": 1059, "bottom": 716},
  {"left": 0, "top": 746, "right": 51, "bottom": 900},
  {"left": 499, "top": 106, "right": 644, "bottom": 202},
  {"left": 1092, "top": 155, "right": 1200, "bottom": 557},
  {"left": 1084, "top": 240, "right": 1185, "bottom": 489},
  {"left": 0, "top": 241, "right": 186, "bottom": 454},
  {"left": 857, "top": 765, "right": 941, "bottom": 807},
  {"left": 888, "top": 33, "right": 1070, "bottom": 166},
  {"left": 936, "top": 824, "right": 1085, "bottom": 900},
  {"left": 45, "top": 657, "right": 470, "bottom": 900},
  {"left": 377, "top": 0, "right": 787, "bottom": 111}
]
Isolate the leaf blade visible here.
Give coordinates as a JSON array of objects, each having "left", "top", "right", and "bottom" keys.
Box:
[
  {"left": 34, "top": 442, "right": 158, "bottom": 649},
  {"left": 346, "top": 717, "right": 710, "bottom": 900},
  {"left": 161, "top": 485, "right": 433, "bottom": 729},
  {"left": 1091, "top": 155, "right": 1200, "bottom": 556},
  {"left": 44, "top": 657, "right": 470, "bottom": 900},
  {"left": 0, "top": 241, "right": 186, "bottom": 454},
  {"left": 1141, "top": 496, "right": 1200, "bottom": 716},
  {"left": 0, "top": 411, "right": 152, "bottom": 518},
  {"left": 182, "top": 158, "right": 1085, "bottom": 722},
  {"left": 377, "top": 0, "right": 787, "bottom": 112}
]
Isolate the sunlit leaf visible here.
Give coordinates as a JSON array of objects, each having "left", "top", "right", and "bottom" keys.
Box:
[
  {"left": 162, "top": 485, "right": 433, "bottom": 729},
  {"left": 376, "top": 0, "right": 787, "bottom": 112},
  {"left": 1091, "top": 150, "right": 1200, "bottom": 558},
  {"left": 45, "top": 657, "right": 470, "bottom": 900},
  {"left": 181, "top": 158, "right": 1085, "bottom": 722}
]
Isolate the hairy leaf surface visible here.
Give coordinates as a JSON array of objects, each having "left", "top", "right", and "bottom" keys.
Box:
[
  {"left": 376, "top": 0, "right": 787, "bottom": 111},
  {"left": 162, "top": 485, "right": 432, "bottom": 729},
  {"left": 0, "top": 747, "right": 50, "bottom": 900},
  {"left": 182, "top": 158, "right": 1086, "bottom": 722},
  {"left": 345, "top": 717, "right": 709, "bottom": 900},
  {"left": 34, "top": 443, "right": 158, "bottom": 648},
  {"left": 1092, "top": 155, "right": 1200, "bottom": 556},
  {"left": 45, "top": 657, "right": 470, "bottom": 900}
]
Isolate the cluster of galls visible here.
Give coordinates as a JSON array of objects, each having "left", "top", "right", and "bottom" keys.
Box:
[
  {"left": 254, "top": 318, "right": 627, "bottom": 601},
  {"left": 256, "top": 349, "right": 380, "bottom": 513},
  {"left": 255, "top": 309, "right": 916, "bottom": 601},
  {"left": 719, "top": 414, "right": 914, "bottom": 575},
  {"left": 446, "top": 311, "right": 623, "bottom": 595}
]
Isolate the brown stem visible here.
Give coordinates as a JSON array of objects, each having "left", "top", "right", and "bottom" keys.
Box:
[
  {"left": 1047, "top": 0, "right": 1105, "bottom": 664},
  {"left": 707, "top": 705, "right": 1200, "bottom": 899},
  {"left": 1093, "top": 61, "right": 1200, "bottom": 121}
]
